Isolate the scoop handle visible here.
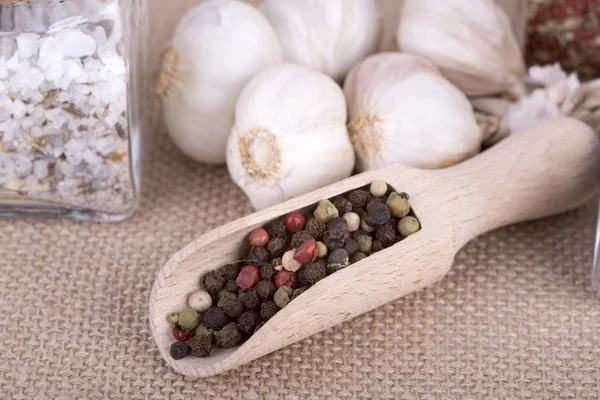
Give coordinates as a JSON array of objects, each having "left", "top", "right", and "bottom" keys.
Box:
[{"left": 441, "top": 117, "right": 600, "bottom": 249}]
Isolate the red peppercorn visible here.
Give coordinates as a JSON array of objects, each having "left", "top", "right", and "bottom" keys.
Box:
[
  {"left": 172, "top": 327, "right": 194, "bottom": 342},
  {"left": 284, "top": 212, "right": 305, "bottom": 233},
  {"left": 236, "top": 265, "right": 260, "bottom": 289},
  {"left": 294, "top": 239, "right": 318, "bottom": 264},
  {"left": 275, "top": 270, "right": 298, "bottom": 289},
  {"left": 249, "top": 228, "right": 269, "bottom": 247}
]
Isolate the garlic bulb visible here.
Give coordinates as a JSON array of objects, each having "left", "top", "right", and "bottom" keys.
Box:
[
  {"left": 156, "top": 0, "right": 283, "bottom": 164},
  {"left": 227, "top": 64, "right": 355, "bottom": 210},
  {"left": 344, "top": 53, "right": 482, "bottom": 171},
  {"left": 397, "top": 0, "right": 526, "bottom": 99},
  {"left": 260, "top": 0, "right": 379, "bottom": 82}
]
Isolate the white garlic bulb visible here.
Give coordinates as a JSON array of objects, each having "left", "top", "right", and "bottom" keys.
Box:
[
  {"left": 260, "top": 0, "right": 379, "bottom": 82},
  {"left": 227, "top": 64, "right": 355, "bottom": 210},
  {"left": 344, "top": 53, "right": 482, "bottom": 171},
  {"left": 397, "top": 0, "right": 526, "bottom": 99},
  {"left": 156, "top": 0, "right": 283, "bottom": 164}
]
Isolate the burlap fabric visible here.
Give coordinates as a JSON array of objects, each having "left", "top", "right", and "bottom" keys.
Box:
[{"left": 1, "top": 1, "right": 600, "bottom": 399}]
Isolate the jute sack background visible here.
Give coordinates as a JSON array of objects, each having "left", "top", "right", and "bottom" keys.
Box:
[{"left": 1, "top": 0, "right": 599, "bottom": 399}]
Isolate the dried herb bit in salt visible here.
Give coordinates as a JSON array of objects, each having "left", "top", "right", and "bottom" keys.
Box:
[
  {"left": 238, "top": 288, "right": 260, "bottom": 309},
  {"left": 274, "top": 286, "right": 293, "bottom": 308},
  {"left": 398, "top": 216, "right": 421, "bottom": 237},
  {"left": 204, "top": 270, "right": 225, "bottom": 294},
  {"left": 178, "top": 308, "right": 200, "bottom": 331},
  {"left": 313, "top": 200, "right": 339, "bottom": 223},
  {"left": 188, "top": 334, "right": 213, "bottom": 357},
  {"left": 170, "top": 341, "right": 191, "bottom": 360},
  {"left": 364, "top": 203, "right": 391, "bottom": 227},
  {"left": 203, "top": 307, "right": 230, "bottom": 331},
  {"left": 261, "top": 263, "right": 276, "bottom": 280},
  {"left": 237, "top": 311, "right": 262, "bottom": 334},
  {"left": 260, "top": 301, "right": 280, "bottom": 321},
  {"left": 349, "top": 252, "right": 368, "bottom": 264},
  {"left": 245, "top": 246, "right": 271, "bottom": 265},
  {"left": 348, "top": 189, "right": 370, "bottom": 207},
  {"left": 256, "top": 280, "right": 277, "bottom": 300},
  {"left": 215, "top": 323, "right": 242, "bottom": 348},
  {"left": 386, "top": 192, "right": 411, "bottom": 218},
  {"left": 327, "top": 249, "right": 350, "bottom": 274},
  {"left": 223, "top": 298, "right": 245, "bottom": 318},
  {"left": 304, "top": 259, "right": 327, "bottom": 284},
  {"left": 332, "top": 196, "right": 353, "bottom": 215},
  {"left": 344, "top": 238, "right": 359, "bottom": 255},
  {"left": 305, "top": 218, "right": 326, "bottom": 240},
  {"left": 219, "top": 264, "right": 240, "bottom": 281},
  {"left": 291, "top": 230, "right": 315, "bottom": 249},
  {"left": 267, "top": 219, "right": 288, "bottom": 238},
  {"left": 324, "top": 229, "right": 346, "bottom": 251},
  {"left": 267, "top": 237, "right": 287, "bottom": 257}
]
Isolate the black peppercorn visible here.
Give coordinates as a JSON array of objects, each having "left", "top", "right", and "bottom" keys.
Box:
[
  {"left": 203, "top": 270, "right": 225, "bottom": 294},
  {"left": 323, "top": 229, "right": 345, "bottom": 251},
  {"left": 370, "top": 240, "right": 384, "bottom": 254},
  {"left": 256, "top": 280, "right": 276, "bottom": 300},
  {"left": 291, "top": 230, "right": 315, "bottom": 249},
  {"left": 203, "top": 307, "right": 229, "bottom": 331},
  {"left": 327, "top": 248, "right": 350, "bottom": 274},
  {"left": 187, "top": 334, "right": 212, "bottom": 357},
  {"left": 344, "top": 238, "right": 359, "bottom": 254},
  {"left": 254, "top": 322, "right": 265, "bottom": 334},
  {"left": 237, "top": 310, "right": 262, "bottom": 334},
  {"left": 332, "top": 196, "right": 353, "bottom": 215},
  {"left": 215, "top": 322, "right": 242, "bottom": 348},
  {"left": 305, "top": 218, "right": 326, "bottom": 240},
  {"left": 261, "top": 264, "right": 276, "bottom": 280},
  {"left": 170, "top": 341, "right": 190, "bottom": 360},
  {"left": 246, "top": 246, "right": 271, "bottom": 265},
  {"left": 225, "top": 279, "right": 238, "bottom": 293},
  {"left": 260, "top": 301, "right": 280, "bottom": 321},
  {"left": 364, "top": 203, "right": 391, "bottom": 227},
  {"left": 297, "top": 267, "right": 308, "bottom": 286},
  {"left": 222, "top": 298, "right": 245, "bottom": 318},
  {"left": 303, "top": 259, "right": 327, "bottom": 284},
  {"left": 267, "top": 218, "right": 287, "bottom": 238},
  {"left": 219, "top": 263, "right": 239, "bottom": 281},
  {"left": 326, "top": 217, "right": 348, "bottom": 234},
  {"left": 267, "top": 237, "right": 287, "bottom": 257},
  {"left": 238, "top": 288, "right": 260, "bottom": 309},
  {"left": 375, "top": 223, "right": 396, "bottom": 247},
  {"left": 366, "top": 197, "right": 385, "bottom": 212},
  {"left": 349, "top": 252, "right": 368, "bottom": 264},
  {"left": 292, "top": 286, "right": 310, "bottom": 300},
  {"left": 348, "top": 189, "right": 370, "bottom": 207}
]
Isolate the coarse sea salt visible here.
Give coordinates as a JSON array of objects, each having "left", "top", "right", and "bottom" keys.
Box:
[{"left": 0, "top": 10, "right": 135, "bottom": 214}]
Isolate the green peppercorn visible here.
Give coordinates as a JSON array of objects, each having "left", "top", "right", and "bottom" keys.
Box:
[
  {"left": 267, "top": 237, "right": 287, "bottom": 257},
  {"left": 219, "top": 263, "right": 239, "bottom": 281},
  {"left": 237, "top": 310, "right": 262, "bottom": 334},
  {"left": 170, "top": 341, "right": 190, "bottom": 360},
  {"left": 203, "top": 270, "right": 225, "bottom": 294},
  {"left": 187, "top": 334, "right": 212, "bottom": 357},
  {"left": 348, "top": 189, "right": 370, "bottom": 207},
  {"left": 167, "top": 312, "right": 179, "bottom": 325},
  {"left": 291, "top": 230, "right": 315, "bottom": 249},
  {"left": 356, "top": 235, "right": 372, "bottom": 254},
  {"left": 274, "top": 286, "right": 293, "bottom": 308},
  {"left": 386, "top": 192, "right": 411, "bottom": 218},
  {"left": 313, "top": 200, "right": 339, "bottom": 223},
  {"left": 260, "top": 301, "right": 280, "bottom": 321},
  {"left": 215, "top": 323, "right": 242, "bottom": 348},
  {"left": 217, "top": 288, "right": 230, "bottom": 299},
  {"left": 332, "top": 196, "right": 353, "bottom": 215},
  {"left": 203, "top": 307, "right": 229, "bottom": 330},
  {"left": 398, "top": 216, "right": 421, "bottom": 237},
  {"left": 217, "top": 292, "right": 237, "bottom": 308},
  {"left": 305, "top": 218, "right": 326, "bottom": 240},
  {"left": 349, "top": 252, "right": 368, "bottom": 264},
  {"left": 327, "top": 249, "right": 350, "bottom": 274},
  {"left": 178, "top": 307, "right": 200, "bottom": 331},
  {"left": 223, "top": 298, "right": 245, "bottom": 318},
  {"left": 194, "top": 324, "right": 214, "bottom": 338}
]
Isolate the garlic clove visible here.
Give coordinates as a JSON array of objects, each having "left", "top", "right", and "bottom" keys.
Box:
[
  {"left": 344, "top": 53, "right": 482, "bottom": 171},
  {"left": 227, "top": 64, "right": 355, "bottom": 210},
  {"left": 157, "top": 0, "right": 283, "bottom": 164},
  {"left": 397, "top": 0, "right": 526, "bottom": 99},
  {"left": 260, "top": 0, "right": 380, "bottom": 83}
]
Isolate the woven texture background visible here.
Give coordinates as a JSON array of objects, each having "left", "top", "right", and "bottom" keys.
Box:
[{"left": 1, "top": 1, "right": 600, "bottom": 399}]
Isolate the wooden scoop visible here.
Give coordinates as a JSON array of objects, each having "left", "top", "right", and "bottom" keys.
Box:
[{"left": 150, "top": 118, "right": 600, "bottom": 378}]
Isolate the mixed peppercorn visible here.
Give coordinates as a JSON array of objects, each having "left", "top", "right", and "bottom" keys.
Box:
[{"left": 167, "top": 180, "right": 421, "bottom": 360}]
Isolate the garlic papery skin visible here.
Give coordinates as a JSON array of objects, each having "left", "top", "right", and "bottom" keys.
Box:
[
  {"left": 226, "top": 64, "right": 355, "bottom": 210},
  {"left": 397, "top": 0, "right": 527, "bottom": 99},
  {"left": 344, "top": 53, "right": 482, "bottom": 171},
  {"left": 156, "top": 0, "right": 283, "bottom": 164},
  {"left": 260, "top": 0, "right": 379, "bottom": 83}
]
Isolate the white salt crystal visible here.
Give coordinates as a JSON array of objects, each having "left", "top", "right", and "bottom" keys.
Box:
[
  {"left": 98, "top": 49, "right": 125, "bottom": 76},
  {"left": 75, "top": 84, "right": 91, "bottom": 95},
  {"left": 55, "top": 29, "right": 97, "bottom": 58},
  {"left": 4, "top": 178, "right": 26, "bottom": 191},
  {"left": 24, "top": 68, "right": 44, "bottom": 90},
  {"left": 38, "top": 37, "right": 64, "bottom": 71},
  {"left": 6, "top": 52, "right": 20, "bottom": 71},
  {"left": 14, "top": 155, "right": 32, "bottom": 177},
  {"left": 59, "top": 161, "right": 75, "bottom": 177},
  {"left": 33, "top": 159, "right": 49, "bottom": 179},
  {"left": 109, "top": 79, "right": 126, "bottom": 97},
  {"left": 0, "top": 65, "right": 7, "bottom": 80},
  {"left": 16, "top": 33, "right": 40, "bottom": 59},
  {"left": 11, "top": 99, "right": 27, "bottom": 119},
  {"left": 95, "top": 136, "right": 115, "bottom": 156},
  {"left": 25, "top": 175, "right": 38, "bottom": 186},
  {"left": 9, "top": 74, "right": 25, "bottom": 92},
  {"left": 31, "top": 91, "right": 44, "bottom": 103},
  {"left": 53, "top": 77, "right": 71, "bottom": 91},
  {"left": 44, "top": 63, "right": 64, "bottom": 81},
  {"left": 91, "top": 26, "right": 108, "bottom": 47},
  {"left": 64, "top": 60, "right": 83, "bottom": 81}
]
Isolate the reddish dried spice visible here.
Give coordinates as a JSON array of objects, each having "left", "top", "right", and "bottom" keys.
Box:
[
  {"left": 172, "top": 327, "right": 194, "bottom": 342},
  {"left": 284, "top": 212, "right": 306, "bottom": 233},
  {"left": 275, "top": 270, "right": 298, "bottom": 289},
  {"left": 236, "top": 265, "right": 260, "bottom": 289}
]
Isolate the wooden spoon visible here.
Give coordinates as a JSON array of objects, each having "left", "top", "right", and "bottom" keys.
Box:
[{"left": 150, "top": 118, "right": 600, "bottom": 378}]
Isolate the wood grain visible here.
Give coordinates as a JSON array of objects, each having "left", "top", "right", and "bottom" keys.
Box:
[{"left": 150, "top": 117, "right": 600, "bottom": 377}]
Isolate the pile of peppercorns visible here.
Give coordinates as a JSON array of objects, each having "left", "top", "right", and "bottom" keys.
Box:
[{"left": 167, "top": 180, "right": 421, "bottom": 360}]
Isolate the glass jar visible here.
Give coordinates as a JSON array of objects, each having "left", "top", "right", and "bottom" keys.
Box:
[{"left": 0, "top": 0, "right": 147, "bottom": 221}]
